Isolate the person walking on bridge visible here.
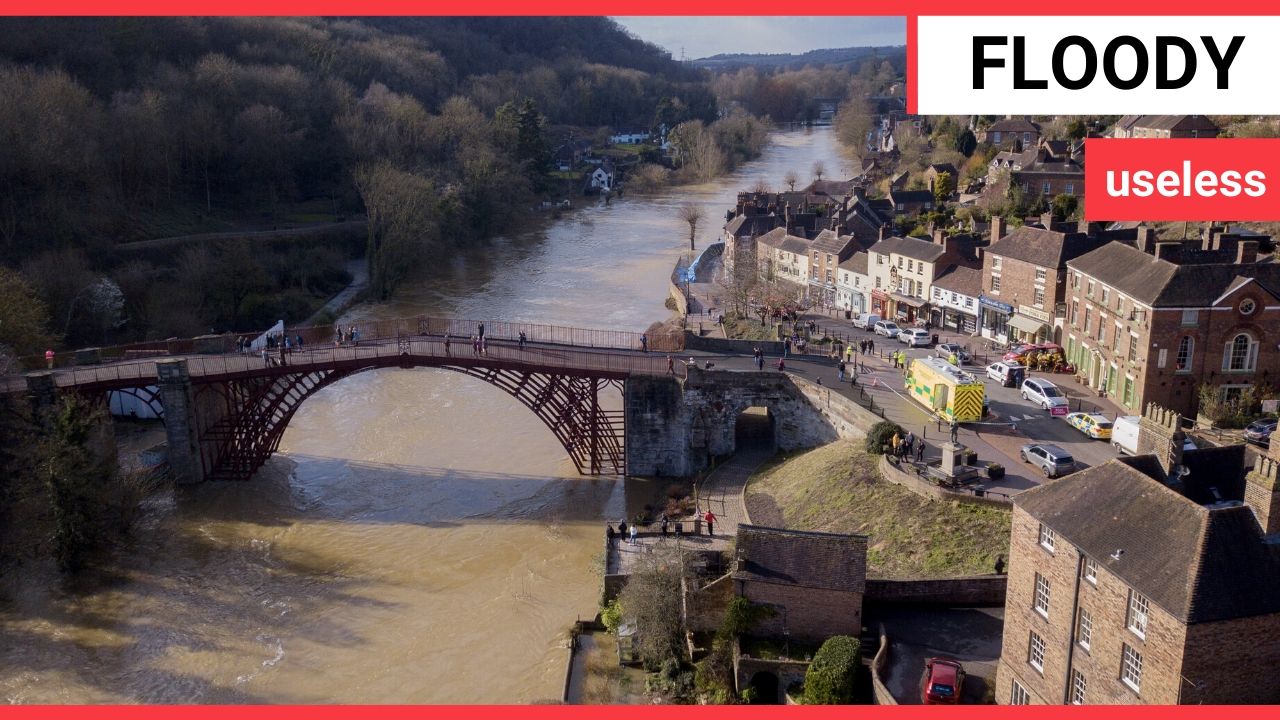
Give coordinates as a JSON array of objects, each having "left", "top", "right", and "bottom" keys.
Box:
[
  {"left": 518, "top": 331, "right": 527, "bottom": 350},
  {"left": 838, "top": 360, "right": 846, "bottom": 383},
  {"left": 478, "top": 322, "right": 485, "bottom": 341},
  {"left": 640, "top": 333, "right": 648, "bottom": 353},
  {"left": 444, "top": 334, "right": 451, "bottom": 355},
  {"left": 703, "top": 510, "right": 716, "bottom": 537},
  {"left": 667, "top": 355, "right": 675, "bottom": 375}
]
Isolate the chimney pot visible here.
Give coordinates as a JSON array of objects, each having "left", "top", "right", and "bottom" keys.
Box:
[
  {"left": 1136, "top": 227, "right": 1154, "bottom": 254},
  {"left": 1237, "top": 239, "right": 1259, "bottom": 265}
]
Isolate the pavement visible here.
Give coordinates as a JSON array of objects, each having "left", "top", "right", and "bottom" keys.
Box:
[{"left": 869, "top": 605, "right": 1005, "bottom": 705}]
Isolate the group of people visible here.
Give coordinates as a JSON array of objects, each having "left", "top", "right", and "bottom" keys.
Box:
[
  {"left": 334, "top": 325, "right": 360, "bottom": 346},
  {"left": 605, "top": 509, "right": 718, "bottom": 545},
  {"left": 890, "top": 429, "right": 926, "bottom": 463}
]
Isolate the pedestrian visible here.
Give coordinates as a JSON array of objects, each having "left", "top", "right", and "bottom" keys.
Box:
[
  {"left": 606, "top": 524, "right": 616, "bottom": 546},
  {"left": 783, "top": 337, "right": 791, "bottom": 357},
  {"left": 262, "top": 348, "right": 270, "bottom": 367},
  {"left": 704, "top": 509, "right": 716, "bottom": 537},
  {"left": 838, "top": 360, "right": 846, "bottom": 382},
  {"left": 480, "top": 336, "right": 487, "bottom": 355},
  {"left": 472, "top": 335, "right": 480, "bottom": 355},
  {"left": 518, "top": 331, "right": 527, "bottom": 350},
  {"left": 776, "top": 357, "right": 785, "bottom": 371},
  {"left": 296, "top": 334, "right": 304, "bottom": 350},
  {"left": 667, "top": 355, "right": 675, "bottom": 375},
  {"left": 869, "top": 339, "right": 875, "bottom": 354},
  {"left": 629, "top": 524, "right": 638, "bottom": 545},
  {"left": 44, "top": 348, "right": 55, "bottom": 369},
  {"left": 478, "top": 322, "right": 485, "bottom": 340},
  {"left": 641, "top": 333, "right": 648, "bottom": 353},
  {"left": 915, "top": 439, "right": 926, "bottom": 462},
  {"left": 891, "top": 431, "right": 900, "bottom": 457},
  {"left": 994, "top": 554, "right": 1007, "bottom": 574},
  {"left": 755, "top": 354, "right": 764, "bottom": 371},
  {"left": 904, "top": 431, "right": 916, "bottom": 458},
  {"left": 444, "top": 334, "right": 451, "bottom": 354},
  {"left": 351, "top": 326, "right": 360, "bottom": 345},
  {"left": 660, "top": 514, "right": 669, "bottom": 536},
  {"left": 618, "top": 520, "right": 628, "bottom": 542}
]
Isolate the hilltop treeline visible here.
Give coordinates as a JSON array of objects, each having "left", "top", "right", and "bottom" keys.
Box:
[{"left": 0, "top": 17, "right": 720, "bottom": 354}]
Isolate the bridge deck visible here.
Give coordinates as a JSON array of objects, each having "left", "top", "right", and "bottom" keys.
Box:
[{"left": 3, "top": 336, "right": 689, "bottom": 393}]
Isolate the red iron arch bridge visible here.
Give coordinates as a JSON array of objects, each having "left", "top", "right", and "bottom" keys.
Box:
[{"left": 4, "top": 317, "right": 687, "bottom": 483}]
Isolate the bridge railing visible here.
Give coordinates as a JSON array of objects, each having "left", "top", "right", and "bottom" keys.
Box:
[
  {"left": 12, "top": 315, "right": 686, "bottom": 374},
  {"left": 2, "top": 333, "right": 692, "bottom": 393}
]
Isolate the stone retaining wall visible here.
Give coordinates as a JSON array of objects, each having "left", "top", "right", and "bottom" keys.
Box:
[
  {"left": 682, "top": 333, "right": 784, "bottom": 355},
  {"left": 877, "top": 455, "right": 1013, "bottom": 508},
  {"left": 865, "top": 575, "right": 1008, "bottom": 607},
  {"left": 871, "top": 623, "right": 896, "bottom": 705}
]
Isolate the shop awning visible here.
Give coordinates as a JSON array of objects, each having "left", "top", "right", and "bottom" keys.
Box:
[
  {"left": 891, "top": 293, "right": 927, "bottom": 308},
  {"left": 1009, "top": 314, "right": 1048, "bottom": 334}
]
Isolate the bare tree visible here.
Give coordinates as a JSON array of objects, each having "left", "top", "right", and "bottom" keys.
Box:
[
  {"left": 783, "top": 170, "right": 799, "bottom": 191},
  {"left": 751, "top": 178, "right": 770, "bottom": 194},
  {"left": 678, "top": 204, "right": 705, "bottom": 252},
  {"left": 812, "top": 160, "right": 827, "bottom": 183}
]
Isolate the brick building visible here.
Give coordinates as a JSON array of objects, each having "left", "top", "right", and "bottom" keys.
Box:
[
  {"left": 979, "top": 219, "right": 1110, "bottom": 345},
  {"left": 868, "top": 232, "right": 982, "bottom": 324},
  {"left": 836, "top": 251, "right": 871, "bottom": 315},
  {"left": 807, "top": 230, "right": 862, "bottom": 309},
  {"left": 995, "top": 422, "right": 1280, "bottom": 705},
  {"left": 732, "top": 524, "right": 868, "bottom": 644},
  {"left": 979, "top": 117, "right": 1042, "bottom": 151},
  {"left": 1064, "top": 228, "right": 1279, "bottom": 417}
]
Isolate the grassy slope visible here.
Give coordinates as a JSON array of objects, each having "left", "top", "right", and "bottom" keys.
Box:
[{"left": 745, "top": 440, "right": 1010, "bottom": 578}]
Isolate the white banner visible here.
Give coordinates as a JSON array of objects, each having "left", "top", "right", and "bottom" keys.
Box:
[{"left": 917, "top": 16, "right": 1276, "bottom": 114}]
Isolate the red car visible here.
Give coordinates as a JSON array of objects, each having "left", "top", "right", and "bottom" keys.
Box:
[
  {"left": 921, "top": 657, "right": 966, "bottom": 704},
  {"left": 1002, "top": 343, "right": 1062, "bottom": 364}
]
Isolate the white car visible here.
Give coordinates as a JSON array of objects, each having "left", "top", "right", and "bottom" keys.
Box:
[
  {"left": 986, "top": 361, "right": 1024, "bottom": 384},
  {"left": 1021, "top": 377, "right": 1070, "bottom": 413},
  {"left": 873, "top": 320, "right": 901, "bottom": 338},
  {"left": 898, "top": 328, "right": 931, "bottom": 347}
]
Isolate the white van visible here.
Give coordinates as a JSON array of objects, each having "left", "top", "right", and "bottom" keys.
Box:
[
  {"left": 1111, "top": 415, "right": 1198, "bottom": 455},
  {"left": 853, "top": 313, "right": 880, "bottom": 330}
]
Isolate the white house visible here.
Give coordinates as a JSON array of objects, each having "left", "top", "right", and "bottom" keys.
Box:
[
  {"left": 590, "top": 166, "right": 613, "bottom": 192},
  {"left": 835, "top": 252, "right": 871, "bottom": 314},
  {"left": 929, "top": 264, "right": 983, "bottom": 334},
  {"left": 609, "top": 128, "right": 650, "bottom": 145}
]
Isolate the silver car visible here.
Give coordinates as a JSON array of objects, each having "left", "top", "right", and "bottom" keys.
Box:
[
  {"left": 1021, "top": 377, "right": 1069, "bottom": 412},
  {"left": 936, "top": 343, "right": 970, "bottom": 364},
  {"left": 1020, "top": 443, "right": 1077, "bottom": 478}
]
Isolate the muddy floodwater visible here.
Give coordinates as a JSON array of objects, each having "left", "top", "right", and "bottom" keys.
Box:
[{"left": 0, "top": 127, "right": 845, "bottom": 703}]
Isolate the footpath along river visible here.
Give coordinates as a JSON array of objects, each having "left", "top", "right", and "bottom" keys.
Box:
[{"left": 0, "top": 127, "right": 849, "bottom": 703}]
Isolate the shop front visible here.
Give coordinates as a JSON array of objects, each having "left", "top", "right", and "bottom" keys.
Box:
[
  {"left": 979, "top": 294, "right": 1013, "bottom": 343},
  {"left": 1008, "top": 309, "right": 1051, "bottom": 344},
  {"left": 890, "top": 293, "right": 928, "bottom": 324},
  {"left": 871, "top": 289, "right": 889, "bottom": 316},
  {"left": 941, "top": 306, "right": 978, "bottom": 334}
]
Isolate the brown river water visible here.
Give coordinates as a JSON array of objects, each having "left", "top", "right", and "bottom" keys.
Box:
[{"left": 0, "top": 127, "right": 845, "bottom": 704}]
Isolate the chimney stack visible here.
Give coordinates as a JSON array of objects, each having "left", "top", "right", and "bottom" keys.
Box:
[
  {"left": 991, "top": 216, "right": 1007, "bottom": 243},
  {"left": 933, "top": 228, "right": 946, "bottom": 246},
  {"left": 1154, "top": 241, "right": 1180, "bottom": 263},
  {"left": 1237, "top": 239, "right": 1259, "bottom": 265},
  {"left": 1039, "top": 211, "right": 1055, "bottom": 229},
  {"left": 878, "top": 224, "right": 887, "bottom": 242},
  {"left": 1136, "top": 226, "right": 1154, "bottom": 254},
  {"left": 1245, "top": 433, "right": 1280, "bottom": 536}
]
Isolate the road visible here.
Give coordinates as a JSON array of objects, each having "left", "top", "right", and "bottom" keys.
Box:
[{"left": 869, "top": 605, "right": 1005, "bottom": 705}]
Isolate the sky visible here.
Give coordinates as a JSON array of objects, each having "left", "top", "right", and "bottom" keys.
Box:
[{"left": 612, "top": 17, "right": 905, "bottom": 59}]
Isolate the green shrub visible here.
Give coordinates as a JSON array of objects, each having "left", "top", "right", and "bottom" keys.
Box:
[
  {"left": 600, "top": 599, "right": 623, "bottom": 634},
  {"left": 986, "top": 463, "right": 1005, "bottom": 480},
  {"left": 802, "top": 635, "right": 862, "bottom": 705},
  {"left": 865, "top": 421, "right": 905, "bottom": 455}
]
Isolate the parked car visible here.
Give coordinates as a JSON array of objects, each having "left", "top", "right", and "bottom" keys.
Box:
[
  {"left": 1021, "top": 377, "right": 1070, "bottom": 415},
  {"left": 899, "top": 328, "right": 931, "bottom": 347},
  {"left": 852, "top": 313, "right": 881, "bottom": 330},
  {"left": 921, "top": 658, "right": 966, "bottom": 705},
  {"left": 1066, "top": 412, "right": 1113, "bottom": 439},
  {"left": 986, "top": 361, "right": 1026, "bottom": 387},
  {"left": 873, "top": 320, "right": 901, "bottom": 338},
  {"left": 936, "top": 343, "right": 971, "bottom": 364},
  {"left": 1111, "top": 415, "right": 1199, "bottom": 455},
  {"left": 1003, "top": 342, "right": 1062, "bottom": 363},
  {"left": 1020, "top": 443, "right": 1077, "bottom": 478},
  {"left": 1244, "top": 417, "right": 1279, "bottom": 445}
]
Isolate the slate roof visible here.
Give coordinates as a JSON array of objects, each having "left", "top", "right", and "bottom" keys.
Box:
[
  {"left": 811, "top": 229, "right": 855, "bottom": 255},
  {"left": 870, "top": 235, "right": 947, "bottom": 263},
  {"left": 1015, "top": 457, "right": 1280, "bottom": 624},
  {"left": 780, "top": 235, "right": 811, "bottom": 254},
  {"left": 932, "top": 264, "right": 983, "bottom": 297},
  {"left": 1067, "top": 242, "right": 1280, "bottom": 307},
  {"left": 726, "top": 214, "right": 780, "bottom": 238},
  {"left": 1133, "top": 115, "right": 1220, "bottom": 132},
  {"left": 889, "top": 189, "right": 935, "bottom": 205},
  {"left": 986, "top": 118, "right": 1041, "bottom": 134},
  {"left": 839, "top": 251, "right": 869, "bottom": 275},
  {"left": 733, "top": 524, "right": 868, "bottom": 593},
  {"left": 756, "top": 226, "right": 787, "bottom": 248},
  {"left": 987, "top": 227, "right": 1108, "bottom": 269}
]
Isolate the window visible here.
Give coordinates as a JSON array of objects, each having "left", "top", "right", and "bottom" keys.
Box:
[
  {"left": 991, "top": 275, "right": 1001, "bottom": 292},
  {"left": 992, "top": 257, "right": 1002, "bottom": 271},
  {"left": 1121, "top": 644, "right": 1143, "bottom": 694},
  {"left": 1077, "top": 608, "right": 1093, "bottom": 650},
  {"left": 965, "top": 298, "right": 974, "bottom": 309},
  {"left": 1065, "top": 183, "right": 1075, "bottom": 195},
  {"left": 1071, "top": 670, "right": 1088, "bottom": 705},
  {"left": 1225, "top": 333, "right": 1259, "bottom": 372},
  {"left": 1182, "top": 309, "right": 1198, "bottom": 326},
  {"left": 1127, "top": 591, "right": 1149, "bottom": 638},
  {"left": 1028, "top": 631, "right": 1045, "bottom": 672},
  {"left": 918, "top": 263, "right": 925, "bottom": 276},
  {"left": 1039, "top": 523, "right": 1056, "bottom": 552},
  {"left": 1034, "top": 286, "right": 1045, "bottom": 307},
  {"left": 876, "top": 277, "right": 882, "bottom": 288},
  {"left": 992, "top": 131, "right": 1002, "bottom": 144},
  {"left": 1157, "top": 348, "right": 1168, "bottom": 368},
  {"left": 1073, "top": 272, "right": 1081, "bottom": 289},
  {"left": 1042, "top": 182, "right": 1052, "bottom": 195},
  {"left": 877, "top": 254, "right": 884, "bottom": 265},
  {"left": 1034, "top": 573, "right": 1051, "bottom": 617},
  {"left": 1097, "top": 316, "right": 1106, "bottom": 341},
  {"left": 1087, "top": 280, "right": 1095, "bottom": 298},
  {"left": 1035, "top": 268, "right": 1047, "bottom": 282},
  {"left": 1116, "top": 295, "right": 1125, "bottom": 313},
  {"left": 898, "top": 257, "right": 904, "bottom": 268},
  {"left": 1084, "top": 557, "right": 1097, "bottom": 583},
  {"left": 1129, "top": 334, "right": 1139, "bottom": 363},
  {"left": 1176, "top": 336, "right": 1193, "bottom": 372},
  {"left": 1010, "top": 680, "right": 1030, "bottom": 705},
  {"left": 1070, "top": 301, "right": 1079, "bottom": 325},
  {"left": 1084, "top": 308, "right": 1092, "bottom": 333},
  {"left": 1123, "top": 376, "right": 1135, "bottom": 406},
  {"left": 1101, "top": 288, "right": 1110, "bottom": 305},
  {"left": 1240, "top": 298, "right": 1257, "bottom": 316},
  {"left": 908, "top": 259, "right": 914, "bottom": 272}
]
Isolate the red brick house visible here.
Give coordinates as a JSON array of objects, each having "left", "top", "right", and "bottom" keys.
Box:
[
  {"left": 1064, "top": 228, "right": 1278, "bottom": 417},
  {"left": 995, "top": 440, "right": 1280, "bottom": 705},
  {"left": 1111, "top": 115, "right": 1220, "bottom": 139},
  {"left": 732, "top": 525, "right": 868, "bottom": 644},
  {"left": 979, "top": 118, "right": 1042, "bottom": 151}
]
